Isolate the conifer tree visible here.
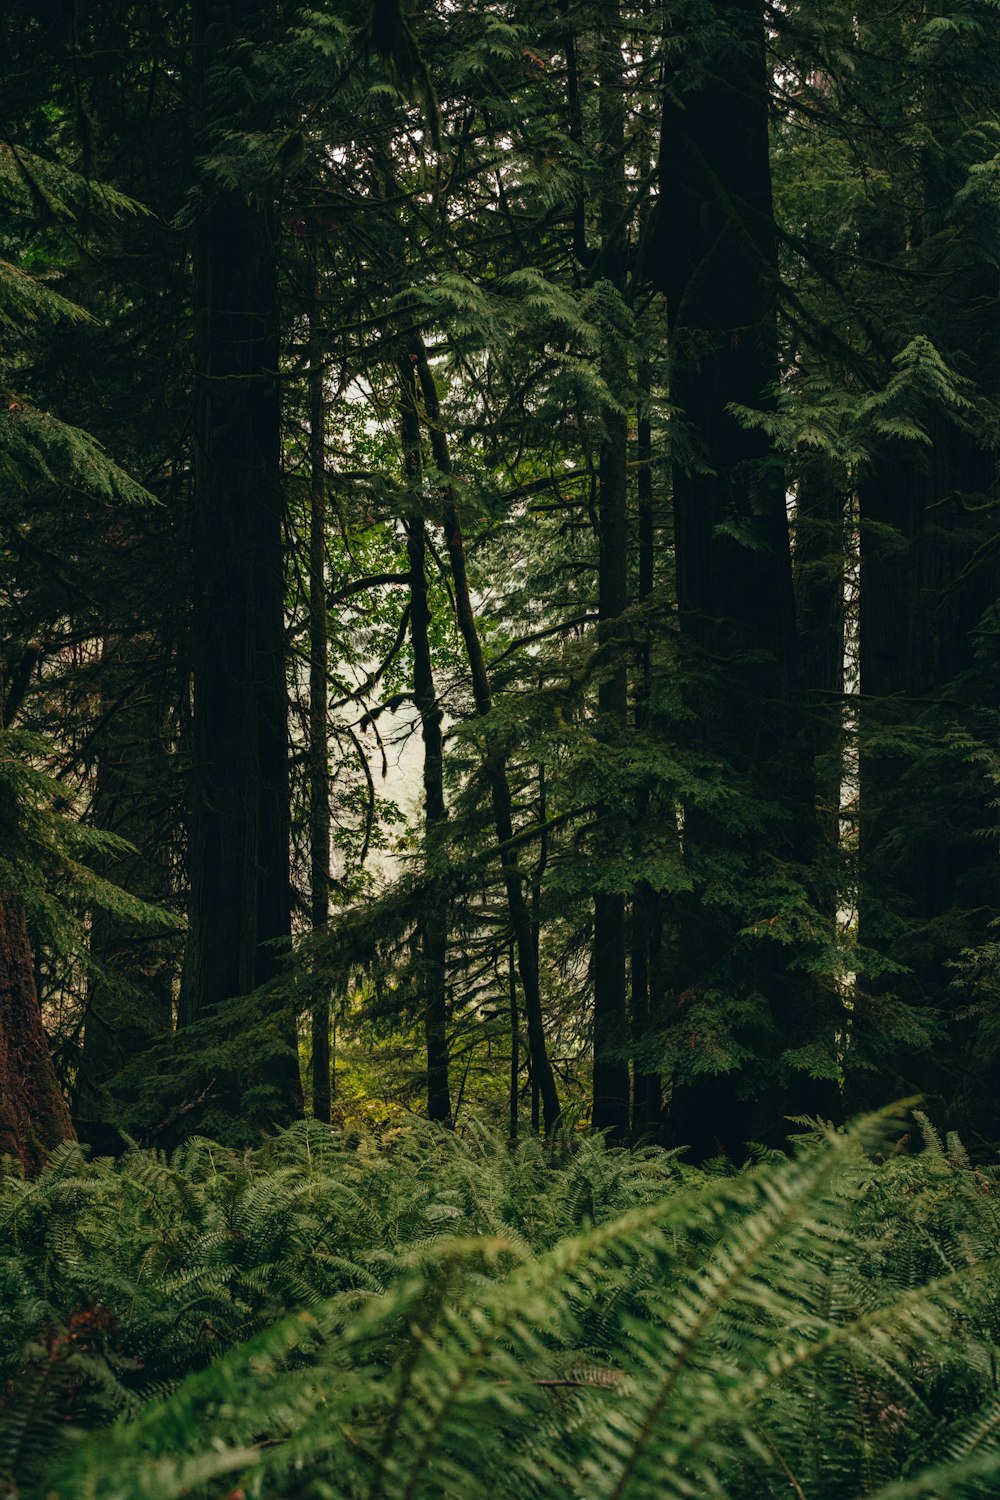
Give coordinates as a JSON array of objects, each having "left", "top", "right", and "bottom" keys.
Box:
[
  {"left": 399, "top": 358, "right": 452, "bottom": 1124},
  {"left": 0, "top": 40, "right": 170, "bottom": 1162},
  {"left": 844, "top": 0, "right": 1000, "bottom": 1136},
  {"left": 306, "top": 252, "right": 334, "bottom": 1125},
  {"left": 591, "top": 0, "right": 632, "bottom": 1141},
  {"left": 652, "top": 0, "right": 838, "bottom": 1157},
  {"left": 183, "top": 0, "right": 302, "bottom": 1126}
]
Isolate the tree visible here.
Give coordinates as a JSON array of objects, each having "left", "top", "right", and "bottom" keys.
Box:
[
  {"left": 182, "top": 0, "right": 302, "bottom": 1127},
  {"left": 76, "top": 637, "right": 177, "bottom": 1130},
  {"left": 6, "top": 0, "right": 1000, "bottom": 1158},
  {"left": 0, "top": 99, "right": 166, "bottom": 1165},
  {"left": 652, "top": 0, "right": 838, "bottom": 1157},
  {"left": 399, "top": 354, "right": 452, "bottom": 1124},
  {"left": 307, "top": 251, "right": 334, "bottom": 1125},
  {"left": 590, "top": 0, "right": 632, "bottom": 1141},
  {"left": 0, "top": 896, "right": 72, "bottom": 1173},
  {"left": 844, "top": 1, "right": 1000, "bottom": 1137}
]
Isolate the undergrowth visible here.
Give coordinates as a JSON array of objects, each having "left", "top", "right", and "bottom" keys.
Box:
[{"left": 2, "top": 1111, "right": 999, "bottom": 1498}]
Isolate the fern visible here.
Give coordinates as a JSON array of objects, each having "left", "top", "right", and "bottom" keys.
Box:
[{"left": 3, "top": 1113, "right": 1000, "bottom": 1498}]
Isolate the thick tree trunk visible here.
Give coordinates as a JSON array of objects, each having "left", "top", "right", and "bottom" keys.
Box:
[
  {"left": 184, "top": 0, "right": 302, "bottom": 1128},
  {"left": 0, "top": 895, "right": 74, "bottom": 1173},
  {"left": 792, "top": 457, "right": 846, "bottom": 1094},
  {"left": 653, "top": 0, "right": 830, "bottom": 1159},
  {"left": 794, "top": 457, "right": 846, "bottom": 851},
  {"left": 658, "top": 0, "right": 793, "bottom": 664},
  {"left": 399, "top": 356, "right": 451, "bottom": 1124}
]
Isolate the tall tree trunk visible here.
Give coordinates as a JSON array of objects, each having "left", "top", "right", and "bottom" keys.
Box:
[
  {"left": 0, "top": 896, "right": 74, "bottom": 1174},
  {"left": 78, "top": 636, "right": 175, "bottom": 1131},
  {"left": 560, "top": 0, "right": 590, "bottom": 268},
  {"left": 374, "top": 149, "right": 548, "bottom": 1129},
  {"left": 184, "top": 0, "right": 302, "bottom": 1128},
  {"left": 792, "top": 456, "right": 846, "bottom": 1090},
  {"left": 850, "top": 79, "right": 1000, "bottom": 1138},
  {"left": 854, "top": 424, "right": 998, "bottom": 1129},
  {"left": 508, "top": 940, "right": 519, "bottom": 1141},
  {"left": 411, "top": 338, "right": 561, "bottom": 1134},
  {"left": 794, "top": 458, "right": 846, "bottom": 862},
  {"left": 631, "top": 358, "right": 663, "bottom": 1136},
  {"left": 653, "top": 0, "right": 829, "bottom": 1159},
  {"left": 591, "top": 0, "right": 631, "bottom": 1141},
  {"left": 398, "top": 356, "right": 451, "bottom": 1124},
  {"left": 308, "top": 264, "right": 332, "bottom": 1125}
]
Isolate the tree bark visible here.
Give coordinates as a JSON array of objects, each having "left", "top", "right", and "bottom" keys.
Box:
[
  {"left": 508, "top": 940, "right": 519, "bottom": 1141},
  {"left": 308, "top": 264, "right": 332, "bottom": 1125},
  {"left": 591, "top": 0, "right": 631, "bottom": 1141},
  {"left": 854, "top": 423, "right": 998, "bottom": 1130},
  {"left": 792, "top": 455, "right": 846, "bottom": 1046},
  {"left": 183, "top": 0, "right": 302, "bottom": 1128},
  {"left": 850, "top": 83, "right": 1000, "bottom": 1138},
  {"left": 399, "top": 355, "right": 451, "bottom": 1124},
  {"left": 78, "top": 636, "right": 175, "bottom": 1129},
  {"left": 631, "top": 358, "right": 663, "bottom": 1136},
  {"left": 0, "top": 895, "right": 74, "bottom": 1174},
  {"left": 653, "top": 0, "right": 831, "bottom": 1158},
  {"left": 794, "top": 456, "right": 846, "bottom": 847}
]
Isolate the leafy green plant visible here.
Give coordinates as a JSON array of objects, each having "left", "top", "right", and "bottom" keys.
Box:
[{"left": 2, "top": 1112, "right": 1000, "bottom": 1498}]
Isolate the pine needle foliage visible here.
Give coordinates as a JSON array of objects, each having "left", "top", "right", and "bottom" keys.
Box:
[
  {"left": 0, "top": 729, "right": 179, "bottom": 973},
  {"left": 0, "top": 138, "right": 153, "bottom": 507},
  {"left": 2, "top": 1112, "right": 1000, "bottom": 1498}
]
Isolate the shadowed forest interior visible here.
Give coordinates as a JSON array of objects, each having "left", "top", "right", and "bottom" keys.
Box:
[{"left": 4, "top": 1, "right": 1000, "bottom": 1496}]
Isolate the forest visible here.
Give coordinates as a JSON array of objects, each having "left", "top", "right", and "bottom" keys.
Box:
[{"left": 3, "top": 0, "right": 1000, "bottom": 1494}]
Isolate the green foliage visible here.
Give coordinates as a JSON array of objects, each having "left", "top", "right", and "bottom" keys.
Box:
[
  {"left": 0, "top": 136, "right": 153, "bottom": 505},
  {"left": 0, "top": 728, "right": 178, "bottom": 964},
  {"left": 3, "top": 1114, "right": 1000, "bottom": 1498}
]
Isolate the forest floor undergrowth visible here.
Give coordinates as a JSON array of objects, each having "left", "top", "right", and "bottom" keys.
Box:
[{"left": 2, "top": 1112, "right": 1000, "bottom": 1499}]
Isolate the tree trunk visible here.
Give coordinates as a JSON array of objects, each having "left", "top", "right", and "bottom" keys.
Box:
[
  {"left": 791, "top": 456, "right": 847, "bottom": 1102},
  {"left": 0, "top": 895, "right": 74, "bottom": 1174},
  {"left": 851, "top": 92, "right": 1000, "bottom": 1139},
  {"left": 399, "top": 355, "right": 451, "bottom": 1124},
  {"left": 78, "top": 636, "right": 175, "bottom": 1131},
  {"left": 412, "top": 338, "right": 561, "bottom": 1135},
  {"left": 591, "top": 0, "right": 631, "bottom": 1141},
  {"left": 508, "top": 941, "right": 519, "bottom": 1141},
  {"left": 854, "top": 423, "right": 998, "bottom": 1130},
  {"left": 794, "top": 456, "right": 846, "bottom": 860},
  {"left": 631, "top": 358, "right": 663, "bottom": 1136},
  {"left": 184, "top": 0, "right": 302, "bottom": 1128},
  {"left": 653, "top": 0, "right": 829, "bottom": 1158},
  {"left": 308, "top": 265, "right": 332, "bottom": 1125}
]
